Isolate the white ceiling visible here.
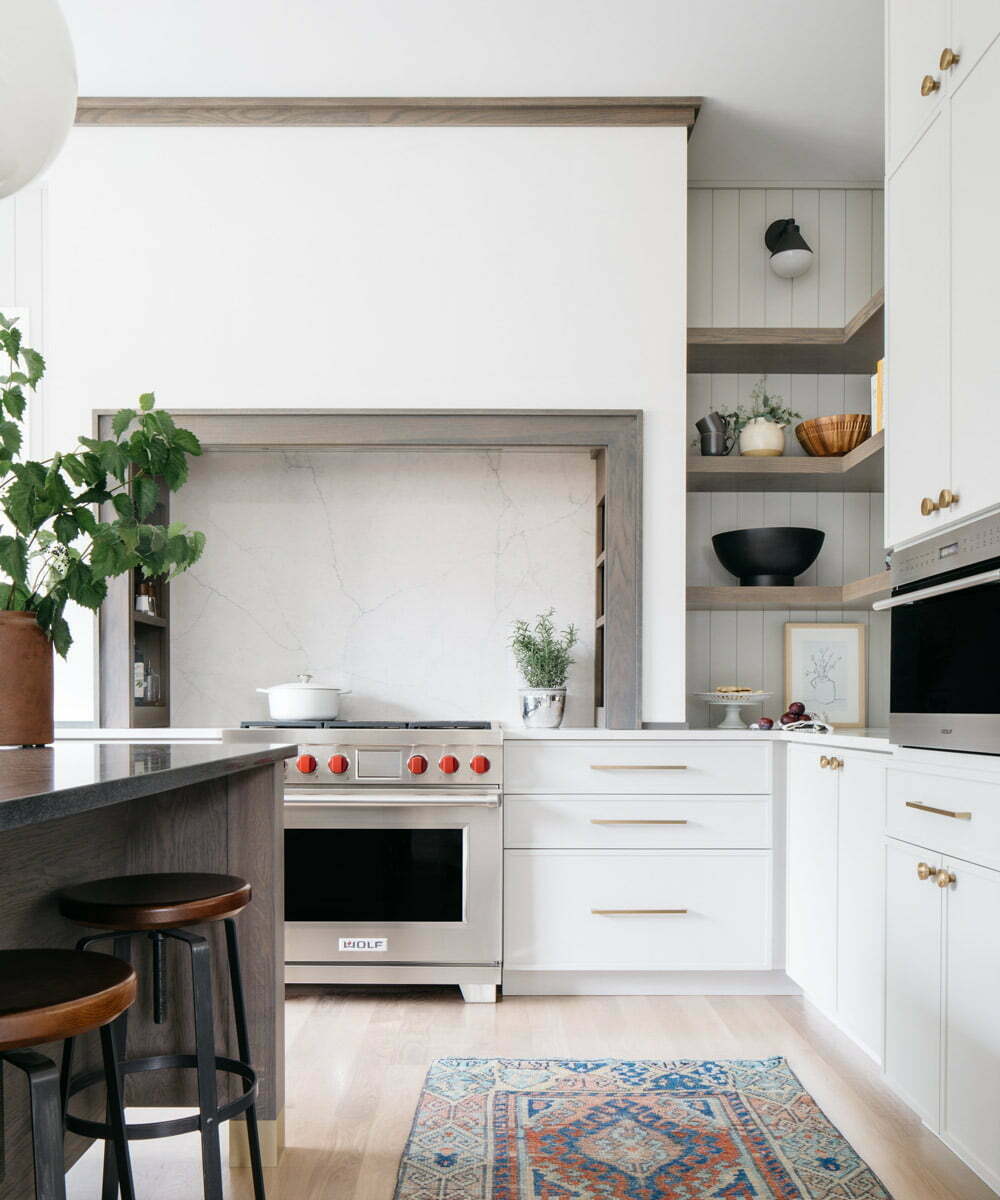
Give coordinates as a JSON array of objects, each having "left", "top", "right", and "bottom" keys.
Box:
[{"left": 62, "top": 0, "right": 884, "bottom": 183}]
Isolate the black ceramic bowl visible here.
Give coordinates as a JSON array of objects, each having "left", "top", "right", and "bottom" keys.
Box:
[{"left": 712, "top": 527, "right": 825, "bottom": 586}]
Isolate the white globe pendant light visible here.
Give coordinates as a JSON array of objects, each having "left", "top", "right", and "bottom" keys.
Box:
[{"left": 0, "top": 0, "right": 77, "bottom": 200}]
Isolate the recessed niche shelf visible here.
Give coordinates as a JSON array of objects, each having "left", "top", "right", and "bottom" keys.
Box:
[
  {"left": 688, "top": 289, "right": 883, "bottom": 375},
  {"left": 688, "top": 431, "right": 884, "bottom": 494},
  {"left": 687, "top": 571, "right": 891, "bottom": 611}
]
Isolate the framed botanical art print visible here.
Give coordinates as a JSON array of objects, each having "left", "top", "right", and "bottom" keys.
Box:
[{"left": 784, "top": 622, "right": 866, "bottom": 728}]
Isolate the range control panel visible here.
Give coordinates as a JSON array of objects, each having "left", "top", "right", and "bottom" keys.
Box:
[{"left": 285, "top": 736, "right": 502, "bottom": 787}]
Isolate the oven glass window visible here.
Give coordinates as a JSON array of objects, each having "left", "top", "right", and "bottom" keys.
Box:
[
  {"left": 891, "top": 576, "right": 1000, "bottom": 714},
  {"left": 285, "top": 829, "right": 464, "bottom": 922}
]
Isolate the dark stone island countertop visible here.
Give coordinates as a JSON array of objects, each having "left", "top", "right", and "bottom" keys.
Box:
[{"left": 0, "top": 740, "right": 297, "bottom": 832}]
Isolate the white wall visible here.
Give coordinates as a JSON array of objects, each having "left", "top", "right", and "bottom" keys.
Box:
[
  {"left": 686, "top": 187, "right": 889, "bottom": 727},
  {"left": 28, "top": 124, "right": 687, "bottom": 723}
]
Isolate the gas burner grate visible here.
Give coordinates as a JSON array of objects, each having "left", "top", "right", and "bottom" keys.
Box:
[{"left": 240, "top": 719, "right": 492, "bottom": 730}]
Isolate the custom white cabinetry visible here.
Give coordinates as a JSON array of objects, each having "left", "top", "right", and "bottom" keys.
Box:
[
  {"left": 785, "top": 744, "right": 887, "bottom": 1062},
  {"left": 502, "top": 739, "right": 774, "bottom": 991},
  {"left": 885, "top": 4, "right": 1000, "bottom": 548}
]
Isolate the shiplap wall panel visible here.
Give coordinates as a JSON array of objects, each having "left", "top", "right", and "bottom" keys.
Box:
[{"left": 686, "top": 186, "right": 887, "bottom": 728}]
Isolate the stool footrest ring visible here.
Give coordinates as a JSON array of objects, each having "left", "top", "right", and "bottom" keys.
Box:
[{"left": 65, "top": 1053, "right": 258, "bottom": 1142}]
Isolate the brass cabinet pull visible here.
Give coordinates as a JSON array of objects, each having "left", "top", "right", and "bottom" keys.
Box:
[
  {"left": 921, "top": 74, "right": 941, "bottom": 95},
  {"left": 938, "top": 488, "right": 960, "bottom": 510},
  {"left": 590, "top": 764, "right": 688, "bottom": 771},
  {"left": 921, "top": 495, "right": 940, "bottom": 515},
  {"left": 591, "top": 908, "right": 688, "bottom": 915},
  {"left": 819, "top": 755, "right": 831, "bottom": 768},
  {"left": 936, "top": 868, "right": 957, "bottom": 888},
  {"left": 916, "top": 861, "right": 939, "bottom": 880},
  {"left": 939, "top": 47, "right": 960, "bottom": 70},
  {"left": 830, "top": 756, "right": 844, "bottom": 770},
  {"left": 906, "top": 800, "right": 971, "bottom": 820},
  {"left": 590, "top": 819, "right": 688, "bottom": 825}
]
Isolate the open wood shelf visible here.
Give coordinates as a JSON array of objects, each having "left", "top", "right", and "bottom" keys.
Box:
[
  {"left": 688, "top": 431, "right": 883, "bottom": 493},
  {"left": 688, "top": 289, "right": 883, "bottom": 375},
  {"left": 133, "top": 611, "right": 168, "bottom": 628},
  {"left": 687, "top": 570, "right": 891, "bottom": 612}
]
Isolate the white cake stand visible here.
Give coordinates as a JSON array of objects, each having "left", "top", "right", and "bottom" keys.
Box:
[{"left": 695, "top": 691, "right": 772, "bottom": 730}]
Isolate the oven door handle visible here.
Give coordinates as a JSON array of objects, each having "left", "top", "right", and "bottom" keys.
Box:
[
  {"left": 284, "top": 793, "right": 500, "bottom": 809},
  {"left": 872, "top": 568, "right": 1000, "bottom": 611}
]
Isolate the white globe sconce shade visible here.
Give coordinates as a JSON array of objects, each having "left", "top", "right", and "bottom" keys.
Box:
[
  {"left": 764, "top": 218, "right": 814, "bottom": 280},
  {"left": 0, "top": 0, "right": 77, "bottom": 200}
]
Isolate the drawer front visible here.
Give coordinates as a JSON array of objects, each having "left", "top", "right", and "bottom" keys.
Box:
[
  {"left": 503, "top": 849, "right": 772, "bottom": 970},
  {"left": 505, "top": 741, "right": 770, "bottom": 794},
  {"left": 504, "top": 795, "right": 771, "bottom": 849},
  {"left": 886, "top": 768, "right": 1000, "bottom": 869}
]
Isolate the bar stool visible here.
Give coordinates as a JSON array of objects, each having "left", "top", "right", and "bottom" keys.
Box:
[
  {"left": 57, "top": 873, "right": 266, "bottom": 1200},
  {"left": 0, "top": 948, "right": 136, "bottom": 1200}
]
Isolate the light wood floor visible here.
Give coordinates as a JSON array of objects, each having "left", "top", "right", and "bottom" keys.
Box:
[{"left": 68, "top": 987, "right": 997, "bottom": 1200}]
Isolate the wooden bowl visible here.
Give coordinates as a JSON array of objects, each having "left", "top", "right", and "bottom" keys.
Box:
[{"left": 795, "top": 413, "right": 871, "bottom": 457}]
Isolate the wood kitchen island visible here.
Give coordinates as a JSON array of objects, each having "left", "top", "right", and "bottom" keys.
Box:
[{"left": 0, "top": 739, "right": 295, "bottom": 1198}]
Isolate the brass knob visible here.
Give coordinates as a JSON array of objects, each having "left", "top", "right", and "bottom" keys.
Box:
[
  {"left": 921, "top": 74, "right": 941, "bottom": 96},
  {"left": 921, "top": 496, "right": 940, "bottom": 516},
  {"left": 819, "top": 755, "right": 831, "bottom": 768},
  {"left": 916, "top": 861, "right": 937, "bottom": 880},
  {"left": 939, "top": 47, "right": 960, "bottom": 70},
  {"left": 936, "top": 868, "right": 956, "bottom": 889},
  {"left": 830, "top": 756, "right": 844, "bottom": 770},
  {"left": 938, "top": 488, "right": 959, "bottom": 509}
]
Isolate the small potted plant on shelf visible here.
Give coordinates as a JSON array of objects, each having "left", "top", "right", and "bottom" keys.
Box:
[
  {"left": 723, "top": 376, "right": 801, "bottom": 457},
  {"left": 511, "top": 609, "right": 579, "bottom": 729},
  {"left": 0, "top": 314, "right": 206, "bottom": 746}
]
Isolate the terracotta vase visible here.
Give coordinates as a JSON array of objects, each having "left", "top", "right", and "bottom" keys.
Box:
[{"left": 0, "top": 611, "right": 54, "bottom": 745}]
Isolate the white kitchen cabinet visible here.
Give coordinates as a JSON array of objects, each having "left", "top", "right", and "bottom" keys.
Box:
[
  {"left": 785, "top": 744, "right": 839, "bottom": 1012},
  {"left": 948, "top": 0, "right": 1000, "bottom": 92},
  {"left": 884, "top": 838, "right": 943, "bottom": 1126},
  {"left": 941, "top": 855, "right": 1000, "bottom": 1189},
  {"left": 835, "top": 752, "right": 886, "bottom": 1060},
  {"left": 887, "top": 0, "right": 949, "bottom": 168},
  {"left": 885, "top": 113, "right": 951, "bottom": 549},
  {"left": 949, "top": 35, "right": 1000, "bottom": 523}
]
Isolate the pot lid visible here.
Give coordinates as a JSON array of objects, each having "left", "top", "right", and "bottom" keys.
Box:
[{"left": 263, "top": 673, "right": 345, "bottom": 692}]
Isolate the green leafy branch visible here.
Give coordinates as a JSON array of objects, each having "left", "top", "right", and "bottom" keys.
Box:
[
  {"left": 510, "top": 609, "right": 579, "bottom": 689},
  {"left": 722, "top": 374, "right": 802, "bottom": 446},
  {"left": 0, "top": 313, "right": 206, "bottom": 656}
]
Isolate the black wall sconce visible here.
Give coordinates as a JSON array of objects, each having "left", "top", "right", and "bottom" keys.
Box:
[{"left": 765, "top": 218, "right": 813, "bottom": 279}]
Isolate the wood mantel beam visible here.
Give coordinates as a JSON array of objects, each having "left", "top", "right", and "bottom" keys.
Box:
[{"left": 75, "top": 95, "right": 702, "bottom": 130}]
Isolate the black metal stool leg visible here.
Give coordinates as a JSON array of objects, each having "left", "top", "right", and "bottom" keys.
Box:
[
  {"left": 98, "top": 935, "right": 132, "bottom": 1200},
  {"left": 181, "top": 930, "right": 224, "bottom": 1200},
  {"left": 5, "top": 1050, "right": 67, "bottom": 1200},
  {"left": 225, "top": 918, "right": 266, "bottom": 1200},
  {"left": 99, "top": 1025, "right": 136, "bottom": 1200}
]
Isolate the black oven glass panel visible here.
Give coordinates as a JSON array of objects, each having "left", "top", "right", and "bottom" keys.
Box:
[
  {"left": 891, "top": 567, "right": 1000, "bottom": 715},
  {"left": 285, "top": 829, "right": 464, "bottom": 922}
]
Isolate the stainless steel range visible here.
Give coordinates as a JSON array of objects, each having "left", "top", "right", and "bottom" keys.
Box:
[{"left": 224, "top": 722, "right": 502, "bottom": 1002}]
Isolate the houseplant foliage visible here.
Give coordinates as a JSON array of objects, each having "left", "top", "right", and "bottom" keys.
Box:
[
  {"left": 723, "top": 375, "right": 801, "bottom": 457},
  {"left": 511, "top": 609, "right": 578, "bottom": 728},
  {"left": 0, "top": 313, "right": 206, "bottom": 656}
]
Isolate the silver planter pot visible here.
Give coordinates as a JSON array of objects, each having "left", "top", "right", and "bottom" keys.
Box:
[{"left": 519, "top": 687, "right": 567, "bottom": 729}]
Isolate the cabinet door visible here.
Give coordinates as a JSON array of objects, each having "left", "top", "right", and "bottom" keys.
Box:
[
  {"left": 884, "top": 838, "right": 943, "bottom": 1126},
  {"left": 887, "top": 0, "right": 949, "bottom": 166},
  {"left": 948, "top": 0, "right": 1000, "bottom": 92},
  {"left": 941, "top": 856, "right": 1000, "bottom": 1186},
  {"left": 950, "top": 36, "right": 1000, "bottom": 523},
  {"left": 785, "top": 745, "right": 838, "bottom": 1012},
  {"left": 885, "top": 114, "right": 952, "bottom": 548},
  {"left": 836, "top": 754, "right": 886, "bottom": 1062}
]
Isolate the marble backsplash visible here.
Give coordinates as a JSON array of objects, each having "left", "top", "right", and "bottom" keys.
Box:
[{"left": 170, "top": 450, "right": 596, "bottom": 727}]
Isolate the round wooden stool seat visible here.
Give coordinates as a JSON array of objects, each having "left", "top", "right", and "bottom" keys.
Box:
[
  {"left": 59, "top": 872, "right": 252, "bottom": 931},
  {"left": 0, "top": 949, "right": 136, "bottom": 1052}
]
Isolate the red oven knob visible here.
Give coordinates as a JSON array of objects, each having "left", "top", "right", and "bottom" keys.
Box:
[
  {"left": 407, "top": 754, "right": 428, "bottom": 775},
  {"left": 470, "top": 754, "right": 491, "bottom": 775},
  {"left": 328, "top": 754, "right": 349, "bottom": 775},
  {"left": 439, "top": 754, "right": 460, "bottom": 775},
  {"left": 296, "top": 753, "right": 318, "bottom": 775}
]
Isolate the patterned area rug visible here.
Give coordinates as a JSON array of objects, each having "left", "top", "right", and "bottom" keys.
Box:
[{"left": 394, "top": 1057, "right": 891, "bottom": 1199}]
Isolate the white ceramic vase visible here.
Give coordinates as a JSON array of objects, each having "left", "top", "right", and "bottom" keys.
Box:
[{"left": 739, "top": 418, "right": 786, "bottom": 457}]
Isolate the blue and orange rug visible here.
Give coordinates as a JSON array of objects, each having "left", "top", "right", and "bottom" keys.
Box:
[{"left": 394, "top": 1057, "right": 891, "bottom": 1199}]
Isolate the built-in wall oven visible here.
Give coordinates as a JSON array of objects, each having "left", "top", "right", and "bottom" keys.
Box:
[
  {"left": 224, "top": 724, "right": 502, "bottom": 1002},
  {"left": 877, "top": 510, "right": 1000, "bottom": 754}
]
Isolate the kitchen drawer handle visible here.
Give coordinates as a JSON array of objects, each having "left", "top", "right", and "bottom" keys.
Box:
[
  {"left": 590, "top": 764, "right": 688, "bottom": 771},
  {"left": 905, "top": 800, "right": 971, "bottom": 821},
  {"left": 591, "top": 908, "right": 688, "bottom": 916},
  {"left": 590, "top": 819, "right": 688, "bottom": 825}
]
